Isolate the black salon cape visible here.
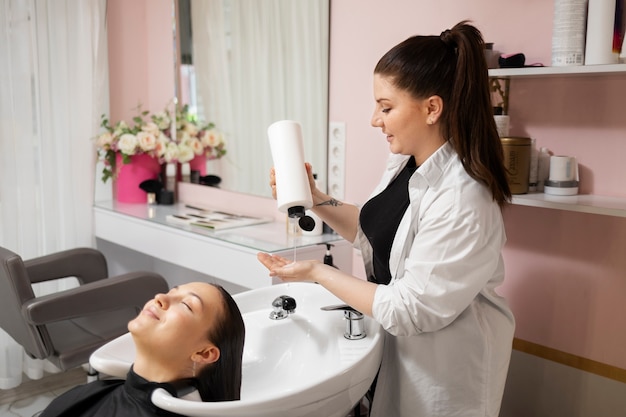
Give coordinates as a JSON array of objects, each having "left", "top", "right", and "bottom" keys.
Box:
[{"left": 40, "top": 367, "right": 188, "bottom": 417}]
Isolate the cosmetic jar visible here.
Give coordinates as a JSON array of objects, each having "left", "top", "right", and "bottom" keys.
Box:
[{"left": 501, "top": 137, "right": 531, "bottom": 194}]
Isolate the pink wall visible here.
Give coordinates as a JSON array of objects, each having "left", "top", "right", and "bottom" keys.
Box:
[
  {"left": 329, "top": 0, "right": 626, "bottom": 370},
  {"left": 107, "top": 0, "right": 175, "bottom": 123}
]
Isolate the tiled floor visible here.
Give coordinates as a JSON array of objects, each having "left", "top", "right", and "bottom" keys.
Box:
[{"left": 0, "top": 368, "right": 85, "bottom": 417}]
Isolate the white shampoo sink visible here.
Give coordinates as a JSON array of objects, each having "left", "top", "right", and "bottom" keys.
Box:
[{"left": 90, "top": 282, "right": 383, "bottom": 417}]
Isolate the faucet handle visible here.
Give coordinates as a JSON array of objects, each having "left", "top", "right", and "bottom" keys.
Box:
[
  {"left": 321, "top": 304, "right": 366, "bottom": 340},
  {"left": 320, "top": 304, "right": 362, "bottom": 316},
  {"left": 273, "top": 295, "right": 297, "bottom": 312},
  {"left": 270, "top": 295, "right": 297, "bottom": 320}
]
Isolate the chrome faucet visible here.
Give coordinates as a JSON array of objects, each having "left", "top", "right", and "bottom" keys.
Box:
[
  {"left": 321, "top": 304, "right": 366, "bottom": 340},
  {"left": 269, "top": 295, "right": 297, "bottom": 320}
]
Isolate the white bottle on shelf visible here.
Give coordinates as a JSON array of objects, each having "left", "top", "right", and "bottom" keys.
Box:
[
  {"left": 551, "top": 0, "right": 587, "bottom": 66},
  {"left": 537, "top": 147, "right": 551, "bottom": 192}
]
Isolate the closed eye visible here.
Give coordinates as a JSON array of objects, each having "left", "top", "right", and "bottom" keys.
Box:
[{"left": 182, "top": 301, "right": 192, "bottom": 311}]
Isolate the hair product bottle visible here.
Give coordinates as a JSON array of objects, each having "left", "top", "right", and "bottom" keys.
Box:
[
  {"left": 267, "top": 120, "right": 313, "bottom": 218},
  {"left": 551, "top": 0, "right": 587, "bottom": 66}
]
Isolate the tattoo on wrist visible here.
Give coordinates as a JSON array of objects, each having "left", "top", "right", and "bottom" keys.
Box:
[{"left": 315, "top": 198, "right": 343, "bottom": 207}]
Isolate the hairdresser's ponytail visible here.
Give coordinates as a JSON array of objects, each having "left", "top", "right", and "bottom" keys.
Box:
[{"left": 442, "top": 21, "right": 511, "bottom": 205}]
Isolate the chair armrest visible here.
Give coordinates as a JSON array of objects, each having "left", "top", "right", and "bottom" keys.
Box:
[
  {"left": 23, "top": 248, "right": 109, "bottom": 285},
  {"left": 22, "top": 272, "right": 169, "bottom": 324}
]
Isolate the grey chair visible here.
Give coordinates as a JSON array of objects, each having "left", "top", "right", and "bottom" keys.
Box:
[{"left": 0, "top": 245, "right": 169, "bottom": 377}]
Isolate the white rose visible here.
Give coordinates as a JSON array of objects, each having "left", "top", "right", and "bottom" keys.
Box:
[
  {"left": 162, "top": 141, "right": 180, "bottom": 163},
  {"left": 136, "top": 131, "right": 157, "bottom": 152},
  {"left": 96, "top": 132, "right": 114, "bottom": 149},
  {"left": 188, "top": 137, "right": 204, "bottom": 155},
  {"left": 202, "top": 129, "right": 224, "bottom": 148},
  {"left": 154, "top": 135, "right": 167, "bottom": 158},
  {"left": 118, "top": 133, "right": 138, "bottom": 155},
  {"left": 177, "top": 143, "right": 195, "bottom": 163}
]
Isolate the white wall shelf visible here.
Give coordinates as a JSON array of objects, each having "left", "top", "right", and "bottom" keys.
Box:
[
  {"left": 489, "top": 63, "right": 626, "bottom": 78},
  {"left": 489, "top": 64, "right": 626, "bottom": 218},
  {"left": 511, "top": 193, "right": 626, "bottom": 218}
]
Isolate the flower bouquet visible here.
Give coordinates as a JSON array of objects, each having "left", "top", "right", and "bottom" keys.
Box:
[
  {"left": 94, "top": 105, "right": 226, "bottom": 202},
  {"left": 167, "top": 104, "right": 226, "bottom": 163},
  {"left": 95, "top": 109, "right": 173, "bottom": 183}
]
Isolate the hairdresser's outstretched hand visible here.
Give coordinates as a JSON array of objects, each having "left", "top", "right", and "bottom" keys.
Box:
[
  {"left": 268, "top": 162, "right": 318, "bottom": 200},
  {"left": 257, "top": 252, "right": 323, "bottom": 283}
]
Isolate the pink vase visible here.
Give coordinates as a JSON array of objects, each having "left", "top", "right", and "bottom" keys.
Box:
[
  {"left": 189, "top": 154, "right": 207, "bottom": 176},
  {"left": 113, "top": 153, "right": 161, "bottom": 203}
]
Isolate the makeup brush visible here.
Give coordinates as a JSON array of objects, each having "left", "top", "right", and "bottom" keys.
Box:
[
  {"left": 139, "top": 179, "right": 163, "bottom": 193},
  {"left": 139, "top": 179, "right": 163, "bottom": 204}
]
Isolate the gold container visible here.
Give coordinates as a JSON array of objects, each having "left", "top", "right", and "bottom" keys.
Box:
[{"left": 500, "top": 137, "right": 531, "bottom": 194}]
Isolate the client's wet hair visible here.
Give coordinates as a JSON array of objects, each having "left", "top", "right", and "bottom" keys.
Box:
[{"left": 195, "top": 284, "right": 245, "bottom": 401}]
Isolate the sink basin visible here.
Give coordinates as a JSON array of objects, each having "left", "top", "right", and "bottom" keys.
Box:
[{"left": 90, "top": 282, "right": 383, "bottom": 417}]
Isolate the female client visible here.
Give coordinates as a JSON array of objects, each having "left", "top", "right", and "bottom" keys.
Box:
[{"left": 40, "top": 282, "right": 245, "bottom": 417}]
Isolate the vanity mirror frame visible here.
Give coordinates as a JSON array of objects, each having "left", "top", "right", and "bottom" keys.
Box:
[{"left": 172, "top": 0, "right": 331, "bottom": 198}]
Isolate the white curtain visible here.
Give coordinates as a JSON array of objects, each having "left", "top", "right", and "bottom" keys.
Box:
[
  {"left": 192, "top": 0, "right": 329, "bottom": 197},
  {"left": 0, "top": 0, "right": 108, "bottom": 388}
]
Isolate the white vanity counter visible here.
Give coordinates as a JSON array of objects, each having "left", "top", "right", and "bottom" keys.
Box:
[{"left": 93, "top": 199, "right": 352, "bottom": 290}]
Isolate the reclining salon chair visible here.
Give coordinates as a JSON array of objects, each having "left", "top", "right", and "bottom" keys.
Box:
[{"left": 0, "top": 245, "right": 169, "bottom": 380}]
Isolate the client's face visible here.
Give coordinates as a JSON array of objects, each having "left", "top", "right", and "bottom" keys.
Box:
[{"left": 128, "top": 282, "right": 224, "bottom": 363}]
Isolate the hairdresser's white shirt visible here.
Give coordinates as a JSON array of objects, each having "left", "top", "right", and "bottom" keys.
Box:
[{"left": 355, "top": 142, "right": 515, "bottom": 417}]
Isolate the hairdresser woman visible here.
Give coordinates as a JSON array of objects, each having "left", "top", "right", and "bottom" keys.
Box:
[
  {"left": 258, "top": 21, "right": 515, "bottom": 417},
  {"left": 40, "top": 282, "right": 245, "bottom": 417}
]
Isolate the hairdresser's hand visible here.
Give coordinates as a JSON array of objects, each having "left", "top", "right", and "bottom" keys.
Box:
[
  {"left": 257, "top": 252, "right": 323, "bottom": 283},
  {"left": 269, "top": 168, "right": 278, "bottom": 200},
  {"left": 268, "top": 163, "right": 318, "bottom": 201},
  {"left": 304, "top": 162, "right": 317, "bottom": 192}
]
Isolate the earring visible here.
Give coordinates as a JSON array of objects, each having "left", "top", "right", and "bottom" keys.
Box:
[
  {"left": 427, "top": 119, "right": 434, "bottom": 125},
  {"left": 192, "top": 361, "right": 197, "bottom": 377}
]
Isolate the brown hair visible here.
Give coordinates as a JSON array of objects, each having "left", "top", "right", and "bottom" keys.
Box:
[{"left": 374, "top": 21, "right": 511, "bottom": 205}]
